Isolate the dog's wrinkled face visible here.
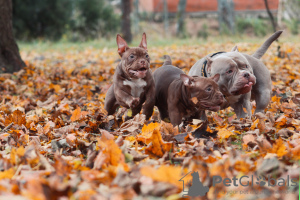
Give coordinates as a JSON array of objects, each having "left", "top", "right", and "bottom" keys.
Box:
[
  {"left": 116, "top": 33, "right": 150, "bottom": 79},
  {"left": 207, "top": 51, "right": 256, "bottom": 96},
  {"left": 180, "top": 74, "right": 225, "bottom": 111}
]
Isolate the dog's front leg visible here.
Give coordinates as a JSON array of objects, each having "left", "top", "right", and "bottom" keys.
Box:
[
  {"left": 142, "top": 83, "right": 155, "bottom": 119},
  {"left": 232, "top": 93, "right": 252, "bottom": 118},
  {"left": 115, "top": 88, "right": 139, "bottom": 109}
]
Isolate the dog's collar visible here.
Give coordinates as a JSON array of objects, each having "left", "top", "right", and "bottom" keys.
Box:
[{"left": 201, "top": 52, "right": 226, "bottom": 77}]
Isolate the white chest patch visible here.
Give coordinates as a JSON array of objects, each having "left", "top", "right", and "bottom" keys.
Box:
[
  {"left": 123, "top": 78, "right": 147, "bottom": 97},
  {"left": 227, "top": 94, "right": 242, "bottom": 104}
]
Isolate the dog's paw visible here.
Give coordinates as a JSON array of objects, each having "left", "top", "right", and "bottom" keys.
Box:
[{"left": 129, "top": 97, "right": 140, "bottom": 108}]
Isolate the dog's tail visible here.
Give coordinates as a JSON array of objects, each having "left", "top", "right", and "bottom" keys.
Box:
[
  {"left": 163, "top": 55, "right": 172, "bottom": 65},
  {"left": 252, "top": 30, "right": 283, "bottom": 59}
]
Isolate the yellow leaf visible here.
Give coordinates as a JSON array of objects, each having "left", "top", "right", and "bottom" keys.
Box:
[
  {"left": 0, "top": 168, "right": 14, "bottom": 180},
  {"left": 140, "top": 165, "right": 190, "bottom": 189},
  {"left": 16, "top": 146, "right": 25, "bottom": 157}
]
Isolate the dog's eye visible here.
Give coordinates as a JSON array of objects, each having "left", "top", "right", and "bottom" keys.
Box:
[
  {"left": 227, "top": 70, "right": 233, "bottom": 74},
  {"left": 245, "top": 65, "right": 248, "bottom": 68},
  {"left": 145, "top": 54, "right": 149, "bottom": 58},
  {"left": 206, "top": 87, "right": 212, "bottom": 92},
  {"left": 129, "top": 54, "right": 135, "bottom": 59}
]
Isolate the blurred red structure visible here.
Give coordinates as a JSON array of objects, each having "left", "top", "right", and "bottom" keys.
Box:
[{"left": 140, "top": 0, "right": 278, "bottom": 13}]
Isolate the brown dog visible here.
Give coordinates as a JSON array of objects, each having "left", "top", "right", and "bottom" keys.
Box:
[
  {"left": 104, "top": 33, "right": 155, "bottom": 119},
  {"left": 153, "top": 55, "right": 224, "bottom": 126}
]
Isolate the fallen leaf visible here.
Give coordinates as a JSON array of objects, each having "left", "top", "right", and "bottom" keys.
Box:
[{"left": 145, "top": 129, "right": 173, "bottom": 158}]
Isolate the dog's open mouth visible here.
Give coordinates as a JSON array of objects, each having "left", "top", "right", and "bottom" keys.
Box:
[
  {"left": 231, "top": 81, "right": 254, "bottom": 95},
  {"left": 129, "top": 67, "right": 148, "bottom": 78}
]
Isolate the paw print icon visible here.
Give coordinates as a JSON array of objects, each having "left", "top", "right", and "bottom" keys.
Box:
[{"left": 256, "top": 176, "right": 266, "bottom": 186}]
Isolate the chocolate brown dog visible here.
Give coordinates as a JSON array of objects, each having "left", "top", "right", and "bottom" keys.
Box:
[
  {"left": 154, "top": 55, "right": 224, "bottom": 126},
  {"left": 104, "top": 33, "right": 155, "bottom": 119},
  {"left": 189, "top": 31, "right": 283, "bottom": 118}
]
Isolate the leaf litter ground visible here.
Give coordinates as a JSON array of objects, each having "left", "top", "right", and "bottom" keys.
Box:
[{"left": 0, "top": 42, "right": 299, "bottom": 199}]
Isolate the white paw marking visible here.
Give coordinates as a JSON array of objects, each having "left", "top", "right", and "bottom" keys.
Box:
[{"left": 123, "top": 78, "right": 147, "bottom": 97}]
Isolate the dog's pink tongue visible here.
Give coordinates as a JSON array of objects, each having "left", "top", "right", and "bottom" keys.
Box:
[
  {"left": 244, "top": 82, "right": 253, "bottom": 87},
  {"left": 136, "top": 70, "right": 147, "bottom": 78}
]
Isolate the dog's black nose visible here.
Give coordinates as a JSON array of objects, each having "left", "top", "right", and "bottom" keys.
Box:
[{"left": 243, "top": 72, "right": 250, "bottom": 79}]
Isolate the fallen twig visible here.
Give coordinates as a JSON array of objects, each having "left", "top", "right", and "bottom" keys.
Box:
[{"left": 0, "top": 122, "right": 14, "bottom": 133}]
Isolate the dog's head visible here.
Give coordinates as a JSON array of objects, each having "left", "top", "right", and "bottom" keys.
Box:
[
  {"left": 180, "top": 74, "right": 224, "bottom": 111},
  {"left": 116, "top": 33, "right": 150, "bottom": 79},
  {"left": 206, "top": 46, "right": 256, "bottom": 96}
]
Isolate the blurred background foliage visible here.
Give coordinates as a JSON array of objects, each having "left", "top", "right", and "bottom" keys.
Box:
[
  {"left": 10, "top": 0, "right": 300, "bottom": 43},
  {"left": 12, "top": 0, "right": 120, "bottom": 41}
]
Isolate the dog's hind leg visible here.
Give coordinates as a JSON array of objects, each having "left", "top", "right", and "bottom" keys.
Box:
[
  {"left": 104, "top": 85, "right": 118, "bottom": 115},
  {"left": 254, "top": 89, "right": 271, "bottom": 114}
]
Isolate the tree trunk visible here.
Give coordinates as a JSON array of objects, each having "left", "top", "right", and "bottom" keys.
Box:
[
  {"left": 277, "top": 0, "right": 284, "bottom": 29},
  {"left": 0, "top": 0, "right": 26, "bottom": 73},
  {"left": 133, "top": 0, "right": 139, "bottom": 34},
  {"left": 264, "top": 0, "right": 277, "bottom": 32},
  {"left": 176, "top": 0, "right": 187, "bottom": 38},
  {"left": 163, "top": 0, "right": 169, "bottom": 35},
  {"left": 121, "top": 0, "right": 132, "bottom": 43},
  {"left": 218, "top": 0, "right": 235, "bottom": 34}
]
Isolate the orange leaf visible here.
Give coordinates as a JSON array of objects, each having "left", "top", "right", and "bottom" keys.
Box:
[
  {"left": 234, "top": 160, "right": 251, "bottom": 173},
  {"left": 137, "top": 122, "right": 160, "bottom": 144},
  {"left": 5, "top": 110, "right": 26, "bottom": 126},
  {"left": 145, "top": 129, "right": 173, "bottom": 157},
  {"left": 270, "top": 138, "right": 288, "bottom": 157},
  {"left": 96, "top": 131, "right": 127, "bottom": 169},
  {"left": 71, "top": 107, "right": 81, "bottom": 122},
  {"left": 217, "top": 128, "right": 234, "bottom": 139}
]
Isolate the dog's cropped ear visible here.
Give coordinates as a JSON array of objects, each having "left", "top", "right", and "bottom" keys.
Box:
[
  {"left": 210, "top": 74, "right": 220, "bottom": 83},
  {"left": 206, "top": 56, "right": 213, "bottom": 73},
  {"left": 180, "top": 74, "right": 195, "bottom": 87},
  {"left": 116, "top": 34, "right": 129, "bottom": 57},
  {"left": 139, "top": 32, "right": 147, "bottom": 50},
  {"left": 231, "top": 45, "right": 239, "bottom": 52}
]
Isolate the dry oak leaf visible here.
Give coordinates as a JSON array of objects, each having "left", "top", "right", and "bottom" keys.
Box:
[
  {"left": 140, "top": 165, "right": 190, "bottom": 189},
  {"left": 243, "top": 134, "right": 256, "bottom": 145},
  {"left": 280, "top": 101, "right": 297, "bottom": 115},
  {"left": 145, "top": 129, "right": 173, "bottom": 158},
  {"left": 137, "top": 122, "right": 160, "bottom": 144},
  {"left": 160, "top": 121, "right": 179, "bottom": 136},
  {"left": 217, "top": 128, "right": 234, "bottom": 139},
  {"left": 5, "top": 109, "right": 26, "bottom": 126},
  {"left": 256, "top": 137, "right": 272, "bottom": 153}
]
